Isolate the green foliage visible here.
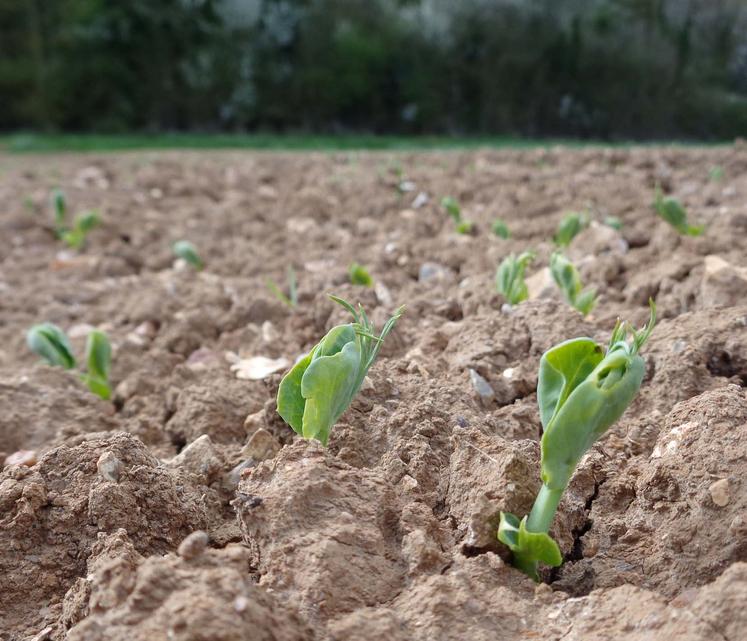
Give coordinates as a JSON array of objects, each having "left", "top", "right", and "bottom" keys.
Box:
[
  {"left": 441, "top": 196, "right": 474, "bottom": 234},
  {"left": 51, "top": 188, "right": 100, "bottom": 249},
  {"left": 455, "top": 220, "right": 473, "bottom": 235},
  {"left": 26, "top": 323, "right": 113, "bottom": 400},
  {"left": 349, "top": 263, "right": 374, "bottom": 287},
  {"left": 52, "top": 189, "right": 66, "bottom": 233},
  {"left": 603, "top": 216, "right": 622, "bottom": 230},
  {"left": 496, "top": 251, "right": 535, "bottom": 305},
  {"left": 550, "top": 252, "right": 597, "bottom": 316},
  {"left": 61, "top": 211, "right": 101, "bottom": 249},
  {"left": 491, "top": 219, "right": 510, "bottom": 239},
  {"left": 708, "top": 166, "right": 724, "bottom": 182},
  {"left": 653, "top": 187, "right": 704, "bottom": 236},
  {"left": 499, "top": 301, "right": 656, "bottom": 580},
  {"left": 553, "top": 212, "right": 589, "bottom": 247},
  {"left": 441, "top": 197, "right": 461, "bottom": 222},
  {"left": 26, "top": 323, "right": 76, "bottom": 369},
  {"left": 266, "top": 267, "right": 298, "bottom": 308},
  {"left": 277, "top": 296, "right": 403, "bottom": 445},
  {"left": 82, "top": 330, "right": 112, "bottom": 400},
  {"left": 173, "top": 240, "right": 204, "bottom": 270}
]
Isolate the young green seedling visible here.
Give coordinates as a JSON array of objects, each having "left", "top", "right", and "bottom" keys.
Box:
[
  {"left": 277, "top": 296, "right": 403, "bottom": 445},
  {"left": 26, "top": 323, "right": 76, "bottom": 369},
  {"left": 498, "top": 301, "right": 656, "bottom": 581},
  {"left": 26, "top": 324, "right": 112, "bottom": 400},
  {"left": 550, "top": 252, "right": 597, "bottom": 316},
  {"left": 52, "top": 189, "right": 67, "bottom": 235},
  {"left": 349, "top": 263, "right": 374, "bottom": 287},
  {"left": 603, "top": 216, "right": 623, "bottom": 231},
  {"left": 708, "top": 166, "right": 724, "bottom": 182},
  {"left": 553, "top": 212, "right": 589, "bottom": 247},
  {"left": 266, "top": 267, "right": 299, "bottom": 308},
  {"left": 51, "top": 189, "right": 101, "bottom": 249},
  {"left": 441, "top": 196, "right": 473, "bottom": 235},
  {"left": 61, "top": 211, "right": 101, "bottom": 250},
  {"left": 173, "top": 240, "right": 204, "bottom": 270},
  {"left": 653, "top": 187, "right": 704, "bottom": 236},
  {"left": 496, "top": 251, "right": 535, "bottom": 305},
  {"left": 492, "top": 219, "right": 510, "bottom": 239},
  {"left": 82, "top": 330, "right": 112, "bottom": 400},
  {"left": 441, "top": 196, "right": 461, "bottom": 223}
]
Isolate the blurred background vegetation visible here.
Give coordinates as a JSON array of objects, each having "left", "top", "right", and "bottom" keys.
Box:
[{"left": 2, "top": 0, "right": 747, "bottom": 141}]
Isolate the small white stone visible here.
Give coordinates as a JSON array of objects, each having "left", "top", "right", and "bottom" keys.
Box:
[
  {"left": 709, "top": 478, "right": 730, "bottom": 507},
  {"left": 229, "top": 355, "right": 289, "bottom": 380}
]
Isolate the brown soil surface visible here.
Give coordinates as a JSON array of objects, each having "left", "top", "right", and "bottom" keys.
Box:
[{"left": 1, "top": 147, "right": 746, "bottom": 640}]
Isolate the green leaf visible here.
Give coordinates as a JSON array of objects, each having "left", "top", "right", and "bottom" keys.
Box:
[
  {"left": 26, "top": 323, "right": 76, "bottom": 369},
  {"left": 455, "top": 220, "right": 473, "bottom": 234},
  {"left": 492, "top": 219, "right": 510, "bottom": 239},
  {"left": 553, "top": 212, "right": 588, "bottom": 247},
  {"left": 301, "top": 340, "right": 362, "bottom": 444},
  {"left": 84, "top": 330, "right": 111, "bottom": 399},
  {"left": 496, "top": 251, "right": 534, "bottom": 305},
  {"left": 75, "top": 210, "right": 100, "bottom": 233},
  {"left": 276, "top": 298, "right": 402, "bottom": 445},
  {"left": 173, "top": 240, "right": 204, "bottom": 270},
  {"left": 349, "top": 263, "right": 374, "bottom": 287},
  {"left": 441, "top": 196, "right": 461, "bottom": 222},
  {"left": 654, "top": 188, "right": 705, "bottom": 237},
  {"left": 82, "top": 374, "right": 111, "bottom": 400},
  {"left": 540, "top": 348, "right": 645, "bottom": 489},
  {"left": 537, "top": 338, "right": 604, "bottom": 430},
  {"left": 550, "top": 252, "right": 597, "bottom": 315},
  {"left": 498, "top": 512, "right": 562, "bottom": 581},
  {"left": 52, "top": 189, "right": 66, "bottom": 235},
  {"left": 277, "top": 350, "right": 315, "bottom": 433},
  {"left": 603, "top": 216, "right": 622, "bottom": 230}
]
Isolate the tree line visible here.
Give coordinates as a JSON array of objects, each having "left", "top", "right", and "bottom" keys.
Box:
[{"left": 2, "top": 0, "right": 746, "bottom": 139}]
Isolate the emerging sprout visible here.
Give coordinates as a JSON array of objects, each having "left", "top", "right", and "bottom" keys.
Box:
[
  {"left": 26, "top": 324, "right": 112, "bottom": 400},
  {"left": 82, "top": 330, "right": 112, "bottom": 400},
  {"left": 653, "top": 187, "right": 704, "bottom": 236},
  {"left": 277, "top": 296, "right": 403, "bottom": 445},
  {"left": 173, "top": 240, "right": 204, "bottom": 270},
  {"left": 349, "top": 263, "right": 374, "bottom": 287},
  {"left": 550, "top": 252, "right": 597, "bottom": 316},
  {"left": 492, "top": 219, "right": 510, "bottom": 239},
  {"left": 496, "top": 251, "right": 535, "bottom": 305},
  {"left": 553, "top": 212, "right": 589, "bottom": 247},
  {"left": 26, "top": 323, "right": 76, "bottom": 369},
  {"left": 441, "top": 196, "right": 473, "bottom": 235},
  {"left": 52, "top": 189, "right": 66, "bottom": 233},
  {"left": 51, "top": 189, "right": 100, "bottom": 249},
  {"left": 708, "top": 165, "right": 724, "bottom": 182},
  {"left": 498, "top": 301, "right": 656, "bottom": 581},
  {"left": 266, "top": 267, "right": 299, "bottom": 308},
  {"left": 441, "top": 196, "right": 461, "bottom": 222},
  {"left": 603, "top": 216, "right": 622, "bottom": 231}
]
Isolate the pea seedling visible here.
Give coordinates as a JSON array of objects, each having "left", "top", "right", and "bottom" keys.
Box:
[
  {"left": 553, "top": 212, "right": 589, "bottom": 247},
  {"left": 173, "top": 240, "right": 204, "bottom": 270},
  {"left": 603, "top": 216, "right": 622, "bottom": 231},
  {"left": 27, "top": 324, "right": 112, "bottom": 399},
  {"left": 498, "top": 301, "right": 656, "bottom": 581},
  {"left": 653, "top": 187, "right": 704, "bottom": 236},
  {"left": 550, "top": 252, "right": 597, "bottom": 316},
  {"left": 496, "top": 251, "right": 535, "bottom": 305},
  {"left": 441, "top": 196, "right": 473, "bottom": 235},
  {"left": 277, "top": 296, "right": 403, "bottom": 445},
  {"left": 349, "top": 263, "right": 374, "bottom": 287},
  {"left": 51, "top": 189, "right": 101, "bottom": 249},
  {"left": 492, "top": 219, "right": 510, "bottom": 239},
  {"left": 266, "top": 267, "right": 299, "bottom": 308}
]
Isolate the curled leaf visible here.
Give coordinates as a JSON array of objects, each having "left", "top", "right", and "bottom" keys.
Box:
[{"left": 27, "top": 323, "right": 76, "bottom": 369}]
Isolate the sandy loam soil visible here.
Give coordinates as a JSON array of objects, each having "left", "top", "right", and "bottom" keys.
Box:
[{"left": 1, "top": 145, "right": 746, "bottom": 640}]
